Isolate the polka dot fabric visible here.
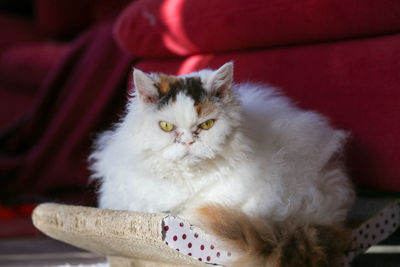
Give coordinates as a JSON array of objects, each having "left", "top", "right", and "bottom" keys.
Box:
[
  {"left": 162, "top": 200, "right": 400, "bottom": 266},
  {"left": 341, "top": 199, "right": 400, "bottom": 265},
  {"left": 162, "top": 215, "right": 234, "bottom": 266}
]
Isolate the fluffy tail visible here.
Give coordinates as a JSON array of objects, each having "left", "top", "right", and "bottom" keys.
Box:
[{"left": 197, "top": 204, "right": 350, "bottom": 267}]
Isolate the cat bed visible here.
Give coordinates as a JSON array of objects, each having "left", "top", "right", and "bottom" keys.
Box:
[{"left": 32, "top": 197, "right": 400, "bottom": 267}]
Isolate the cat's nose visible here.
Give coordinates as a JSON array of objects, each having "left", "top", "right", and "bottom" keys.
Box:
[
  {"left": 178, "top": 131, "right": 195, "bottom": 146},
  {"left": 182, "top": 140, "right": 194, "bottom": 146}
]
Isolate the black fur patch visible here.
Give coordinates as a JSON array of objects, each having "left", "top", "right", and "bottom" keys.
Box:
[{"left": 155, "top": 77, "right": 206, "bottom": 108}]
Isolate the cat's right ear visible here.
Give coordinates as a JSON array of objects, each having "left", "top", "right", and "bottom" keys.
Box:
[{"left": 133, "top": 69, "right": 159, "bottom": 104}]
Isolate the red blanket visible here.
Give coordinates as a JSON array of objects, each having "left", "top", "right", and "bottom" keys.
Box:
[{"left": 0, "top": 19, "right": 133, "bottom": 204}]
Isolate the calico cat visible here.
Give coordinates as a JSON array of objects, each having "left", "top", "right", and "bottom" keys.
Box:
[{"left": 89, "top": 62, "right": 354, "bottom": 266}]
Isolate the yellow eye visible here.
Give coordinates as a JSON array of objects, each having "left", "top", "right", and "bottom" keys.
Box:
[
  {"left": 199, "top": 119, "right": 215, "bottom": 130},
  {"left": 159, "top": 121, "right": 175, "bottom": 132}
]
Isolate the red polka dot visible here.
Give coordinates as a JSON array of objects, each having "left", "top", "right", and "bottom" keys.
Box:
[
  {"left": 200, "top": 245, "right": 205, "bottom": 250},
  {"left": 216, "top": 252, "right": 220, "bottom": 257},
  {"left": 173, "top": 236, "right": 178, "bottom": 241},
  {"left": 182, "top": 234, "right": 187, "bottom": 240},
  {"left": 164, "top": 226, "right": 169, "bottom": 231},
  {"left": 198, "top": 258, "right": 202, "bottom": 261},
  {"left": 210, "top": 245, "right": 214, "bottom": 250},
  {"left": 188, "top": 242, "right": 192, "bottom": 248},
  {"left": 207, "top": 256, "right": 211, "bottom": 261},
  {"left": 176, "top": 248, "right": 180, "bottom": 251},
  {"left": 194, "top": 233, "right": 199, "bottom": 238},
  {"left": 188, "top": 253, "right": 192, "bottom": 256},
  {"left": 180, "top": 222, "right": 184, "bottom": 227}
]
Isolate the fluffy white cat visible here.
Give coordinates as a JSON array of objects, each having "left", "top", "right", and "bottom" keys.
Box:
[{"left": 90, "top": 62, "right": 354, "bottom": 266}]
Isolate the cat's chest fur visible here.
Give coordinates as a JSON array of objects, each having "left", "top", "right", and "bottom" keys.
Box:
[{"left": 123, "top": 131, "right": 256, "bottom": 214}]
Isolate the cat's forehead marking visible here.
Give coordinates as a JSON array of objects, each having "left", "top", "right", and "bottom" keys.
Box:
[
  {"left": 195, "top": 100, "right": 217, "bottom": 118},
  {"left": 154, "top": 74, "right": 206, "bottom": 107},
  {"left": 156, "top": 74, "right": 179, "bottom": 94}
]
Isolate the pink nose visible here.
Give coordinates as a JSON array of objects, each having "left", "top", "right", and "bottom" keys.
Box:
[{"left": 182, "top": 141, "right": 194, "bottom": 146}]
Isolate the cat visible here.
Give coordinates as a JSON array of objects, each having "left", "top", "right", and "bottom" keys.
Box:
[{"left": 89, "top": 62, "right": 355, "bottom": 266}]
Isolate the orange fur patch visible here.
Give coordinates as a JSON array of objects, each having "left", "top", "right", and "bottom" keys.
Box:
[
  {"left": 195, "top": 100, "right": 217, "bottom": 117},
  {"left": 156, "top": 74, "right": 179, "bottom": 94},
  {"left": 196, "top": 204, "right": 351, "bottom": 267},
  {"left": 194, "top": 104, "right": 202, "bottom": 115}
]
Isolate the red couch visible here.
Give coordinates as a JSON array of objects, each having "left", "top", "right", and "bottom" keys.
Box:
[
  {"left": 1, "top": 0, "right": 400, "bottom": 236},
  {"left": 116, "top": 0, "right": 400, "bottom": 193}
]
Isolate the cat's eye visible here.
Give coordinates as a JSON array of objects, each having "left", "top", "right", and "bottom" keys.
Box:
[
  {"left": 199, "top": 119, "right": 215, "bottom": 130},
  {"left": 159, "top": 121, "right": 175, "bottom": 132}
]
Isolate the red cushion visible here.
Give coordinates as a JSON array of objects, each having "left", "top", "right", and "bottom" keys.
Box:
[
  {"left": 0, "top": 84, "right": 36, "bottom": 131},
  {"left": 0, "top": 41, "right": 67, "bottom": 131},
  {"left": 115, "top": 0, "right": 400, "bottom": 58},
  {"left": 34, "top": 0, "right": 133, "bottom": 38},
  {"left": 91, "top": 0, "right": 134, "bottom": 22},
  {"left": 0, "top": 15, "right": 44, "bottom": 51},
  {"left": 35, "top": 0, "right": 93, "bottom": 38},
  {"left": 0, "top": 42, "right": 68, "bottom": 91},
  {"left": 134, "top": 33, "right": 400, "bottom": 192}
]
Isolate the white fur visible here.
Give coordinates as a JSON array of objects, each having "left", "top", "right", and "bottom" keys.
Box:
[{"left": 89, "top": 63, "right": 354, "bottom": 226}]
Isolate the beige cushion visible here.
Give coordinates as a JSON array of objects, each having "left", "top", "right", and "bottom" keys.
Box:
[{"left": 32, "top": 203, "right": 206, "bottom": 266}]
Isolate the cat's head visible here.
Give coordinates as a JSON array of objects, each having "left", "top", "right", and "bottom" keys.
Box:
[{"left": 130, "top": 62, "right": 241, "bottom": 164}]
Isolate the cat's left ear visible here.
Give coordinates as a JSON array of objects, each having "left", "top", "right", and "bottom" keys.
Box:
[{"left": 210, "top": 62, "right": 233, "bottom": 98}]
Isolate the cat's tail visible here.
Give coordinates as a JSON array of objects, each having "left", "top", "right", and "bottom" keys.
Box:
[{"left": 196, "top": 204, "right": 350, "bottom": 267}]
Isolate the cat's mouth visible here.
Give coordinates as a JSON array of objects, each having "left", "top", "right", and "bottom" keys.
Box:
[
  {"left": 181, "top": 150, "right": 192, "bottom": 159},
  {"left": 179, "top": 150, "right": 201, "bottom": 163}
]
